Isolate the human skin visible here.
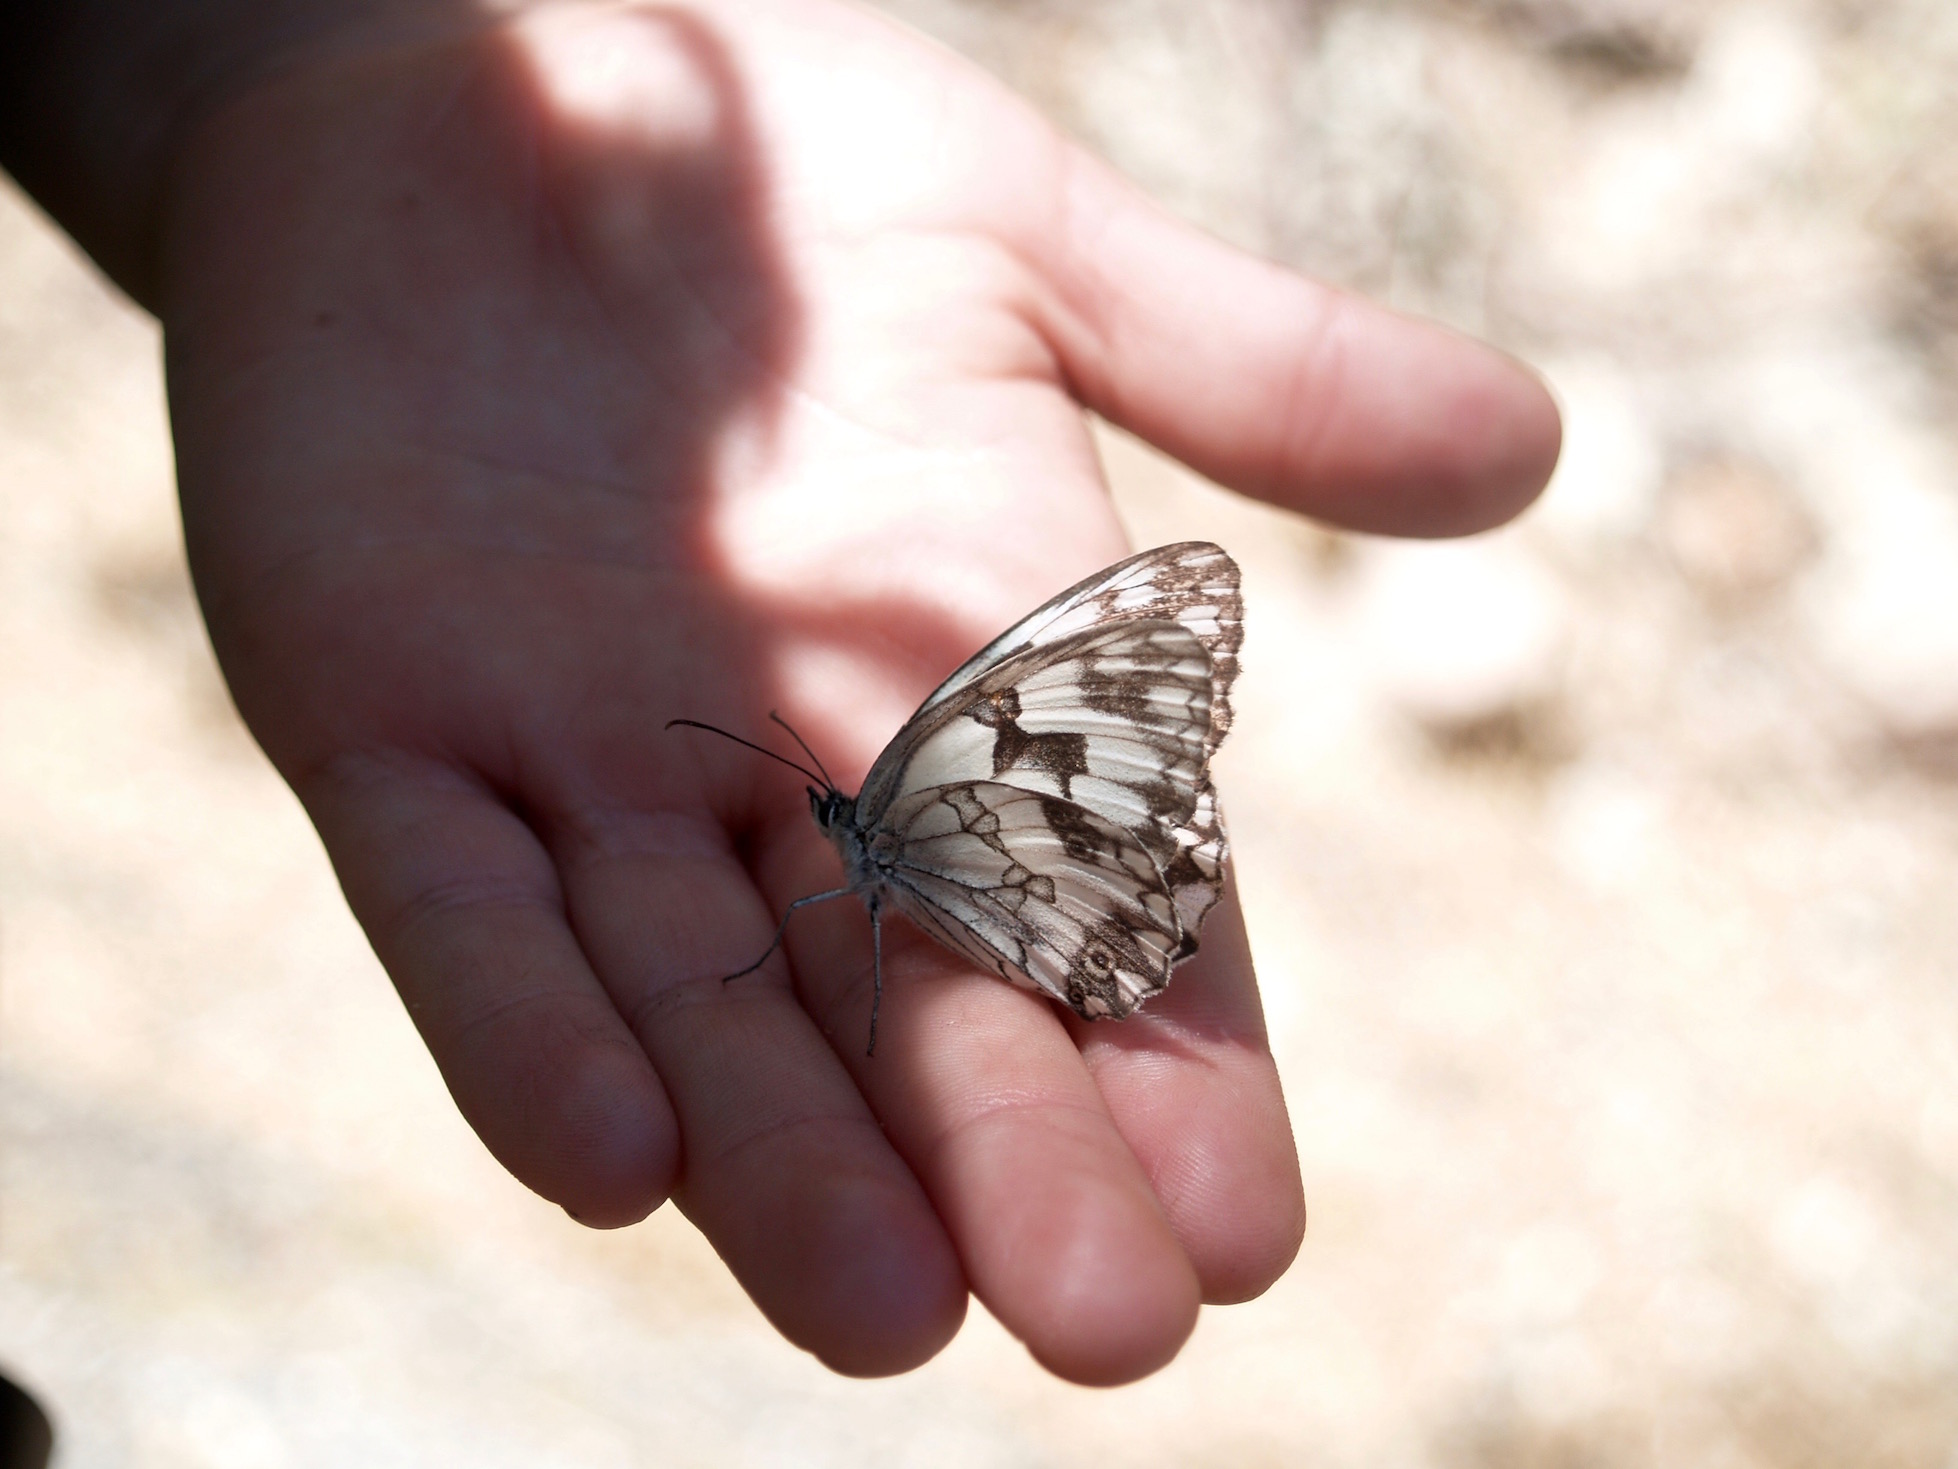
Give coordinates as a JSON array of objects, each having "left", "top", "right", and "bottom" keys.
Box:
[{"left": 0, "top": 0, "right": 1559, "bottom": 1383}]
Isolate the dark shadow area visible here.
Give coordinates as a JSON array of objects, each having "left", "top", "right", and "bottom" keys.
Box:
[
  {"left": 1888, "top": 726, "right": 1958, "bottom": 783},
  {"left": 0, "top": 1373, "right": 52, "bottom": 1469},
  {"left": 472, "top": 7, "right": 991, "bottom": 810},
  {"left": 1456, "top": 0, "right": 1699, "bottom": 86},
  {"left": 1421, "top": 699, "right": 1577, "bottom": 778},
  {"left": 162, "top": 4, "right": 977, "bottom": 803}
]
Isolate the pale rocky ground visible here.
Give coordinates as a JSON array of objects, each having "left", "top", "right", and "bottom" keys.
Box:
[{"left": 3, "top": 0, "right": 1957, "bottom": 1464}]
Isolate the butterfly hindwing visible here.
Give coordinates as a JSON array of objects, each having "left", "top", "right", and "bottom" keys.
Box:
[
  {"left": 1162, "top": 780, "right": 1227, "bottom": 938},
  {"left": 875, "top": 780, "right": 1183, "bottom": 1018}
]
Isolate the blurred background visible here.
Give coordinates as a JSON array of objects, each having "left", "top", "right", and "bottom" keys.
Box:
[{"left": 4, "top": 0, "right": 1957, "bottom": 1462}]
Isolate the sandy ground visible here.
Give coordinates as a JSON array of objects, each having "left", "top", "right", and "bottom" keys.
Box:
[{"left": 4, "top": 0, "right": 1957, "bottom": 1464}]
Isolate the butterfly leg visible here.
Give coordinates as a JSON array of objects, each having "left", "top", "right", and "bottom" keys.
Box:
[
  {"left": 722, "top": 887, "right": 854, "bottom": 984},
  {"left": 866, "top": 898, "right": 883, "bottom": 1059}
]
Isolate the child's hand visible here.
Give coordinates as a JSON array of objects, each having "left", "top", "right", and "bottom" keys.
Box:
[{"left": 147, "top": 0, "right": 1558, "bottom": 1381}]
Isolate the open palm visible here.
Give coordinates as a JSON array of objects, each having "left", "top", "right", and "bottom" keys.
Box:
[{"left": 155, "top": 0, "right": 1559, "bottom": 1382}]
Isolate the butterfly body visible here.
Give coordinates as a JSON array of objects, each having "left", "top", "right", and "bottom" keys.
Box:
[
  {"left": 810, "top": 788, "right": 884, "bottom": 908},
  {"left": 678, "top": 542, "right": 1242, "bottom": 1052}
]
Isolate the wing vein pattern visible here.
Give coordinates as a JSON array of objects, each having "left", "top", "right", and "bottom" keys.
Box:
[{"left": 845, "top": 541, "right": 1243, "bottom": 1019}]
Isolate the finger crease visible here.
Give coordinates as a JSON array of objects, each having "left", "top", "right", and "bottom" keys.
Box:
[
  {"left": 692, "top": 1108, "right": 888, "bottom": 1180},
  {"left": 381, "top": 877, "right": 560, "bottom": 952},
  {"left": 929, "top": 1089, "right": 1114, "bottom": 1159}
]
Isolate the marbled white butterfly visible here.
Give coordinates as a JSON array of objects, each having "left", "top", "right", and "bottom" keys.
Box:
[{"left": 672, "top": 541, "right": 1242, "bottom": 1054}]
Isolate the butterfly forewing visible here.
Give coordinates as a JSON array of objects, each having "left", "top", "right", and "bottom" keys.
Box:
[
  {"left": 857, "top": 619, "right": 1215, "bottom": 843},
  {"left": 900, "top": 541, "right": 1242, "bottom": 749}
]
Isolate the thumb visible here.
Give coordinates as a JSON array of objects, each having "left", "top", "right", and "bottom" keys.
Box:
[{"left": 1034, "top": 158, "right": 1561, "bottom": 537}]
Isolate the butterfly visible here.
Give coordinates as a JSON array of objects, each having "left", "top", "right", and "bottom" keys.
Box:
[{"left": 671, "top": 541, "right": 1242, "bottom": 1055}]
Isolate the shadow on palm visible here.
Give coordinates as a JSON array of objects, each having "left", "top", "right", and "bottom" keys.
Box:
[{"left": 155, "top": 0, "right": 1529, "bottom": 1382}]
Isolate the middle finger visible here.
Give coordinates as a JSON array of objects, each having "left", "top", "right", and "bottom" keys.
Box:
[{"left": 763, "top": 828, "right": 1204, "bottom": 1387}]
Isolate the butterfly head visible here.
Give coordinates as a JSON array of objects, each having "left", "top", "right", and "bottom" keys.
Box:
[{"left": 809, "top": 785, "right": 855, "bottom": 832}]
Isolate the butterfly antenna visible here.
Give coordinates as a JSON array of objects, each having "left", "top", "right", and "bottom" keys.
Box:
[
  {"left": 768, "top": 711, "right": 837, "bottom": 791},
  {"left": 665, "top": 719, "right": 826, "bottom": 787}
]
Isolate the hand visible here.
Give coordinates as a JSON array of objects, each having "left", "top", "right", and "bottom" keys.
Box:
[{"left": 152, "top": 0, "right": 1559, "bottom": 1381}]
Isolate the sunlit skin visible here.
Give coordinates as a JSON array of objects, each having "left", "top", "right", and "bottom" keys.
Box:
[{"left": 13, "top": 0, "right": 1559, "bottom": 1382}]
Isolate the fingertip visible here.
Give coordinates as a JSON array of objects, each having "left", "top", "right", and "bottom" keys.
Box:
[
  {"left": 1400, "top": 331, "right": 1564, "bottom": 537},
  {"left": 951, "top": 1105, "right": 1201, "bottom": 1385},
  {"left": 1014, "top": 1189, "right": 1202, "bottom": 1386},
  {"left": 1263, "top": 300, "right": 1565, "bottom": 538},
  {"left": 1085, "top": 1036, "right": 1307, "bottom": 1307},
  {"left": 1077, "top": 893, "right": 1306, "bottom": 1306},
  {"left": 798, "top": 1178, "right": 971, "bottom": 1377},
  {"left": 1185, "top": 1133, "right": 1306, "bottom": 1305},
  {"left": 1043, "top": 165, "right": 1562, "bottom": 539},
  {"left": 524, "top": 1037, "right": 682, "bottom": 1228},
  {"left": 705, "top": 1165, "right": 970, "bottom": 1378},
  {"left": 849, "top": 979, "right": 1209, "bottom": 1385},
  {"left": 300, "top": 762, "right": 686, "bottom": 1229}
]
